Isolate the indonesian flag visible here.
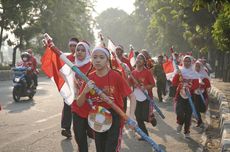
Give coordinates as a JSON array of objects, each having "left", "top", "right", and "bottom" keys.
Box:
[
  {"left": 163, "top": 59, "right": 177, "bottom": 81},
  {"left": 107, "top": 38, "right": 127, "bottom": 77},
  {"left": 163, "top": 60, "right": 174, "bottom": 74},
  {"left": 128, "top": 49, "right": 135, "bottom": 67},
  {"left": 41, "top": 47, "right": 75, "bottom": 105},
  {"left": 107, "top": 39, "right": 116, "bottom": 53}
]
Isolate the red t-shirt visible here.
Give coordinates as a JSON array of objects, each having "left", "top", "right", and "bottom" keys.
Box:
[
  {"left": 82, "top": 70, "right": 132, "bottom": 112},
  {"left": 130, "top": 68, "right": 155, "bottom": 97},
  {"left": 71, "top": 62, "right": 93, "bottom": 118},
  {"left": 121, "top": 56, "right": 133, "bottom": 71},
  {"left": 66, "top": 53, "right": 75, "bottom": 62}
]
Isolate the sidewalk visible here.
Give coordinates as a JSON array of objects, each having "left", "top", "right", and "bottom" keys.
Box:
[{"left": 210, "top": 78, "right": 230, "bottom": 151}]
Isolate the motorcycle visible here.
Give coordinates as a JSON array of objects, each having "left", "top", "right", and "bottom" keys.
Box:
[{"left": 12, "top": 67, "right": 36, "bottom": 102}]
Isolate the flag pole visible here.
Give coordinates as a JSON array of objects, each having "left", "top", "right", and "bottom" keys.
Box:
[{"left": 43, "top": 33, "right": 164, "bottom": 152}]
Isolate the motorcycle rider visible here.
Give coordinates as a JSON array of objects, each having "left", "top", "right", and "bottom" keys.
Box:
[
  {"left": 27, "top": 49, "right": 38, "bottom": 87},
  {"left": 17, "top": 52, "right": 36, "bottom": 90}
]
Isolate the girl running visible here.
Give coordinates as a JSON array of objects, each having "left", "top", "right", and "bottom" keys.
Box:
[
  {"left": 76, "top": 47, "right": 136, "bottom": 152},
  {"left": 61, "top": 37, "right": 79, "bottom": 138},
  {"left": 172, "top": 55, "right": 199, "bottom": 138},
  {"left": 194, "top": 60, "right": 211, "bottom": 127},
  {"left": 129, "top": 53, "right": 156, "bottom": 140},
  {"left": 71, "top": 41, "right": 93, "bottom": 152}
]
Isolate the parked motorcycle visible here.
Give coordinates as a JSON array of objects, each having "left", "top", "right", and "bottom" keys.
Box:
[{"left": 12, "top": 67, "right": 36, "bottom": 102}]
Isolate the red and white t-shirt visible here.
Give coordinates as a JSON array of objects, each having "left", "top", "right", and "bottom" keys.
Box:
[
  {"left": 83, "top": 70, "right": 132, "bottom": 112},
  {"left": 71, "top": 62, "right": 92, "bottom": 118},
  {"left": 130, "top": 68, "right": 155, "bottom": 98}
]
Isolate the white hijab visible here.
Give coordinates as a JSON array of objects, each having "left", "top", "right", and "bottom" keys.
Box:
[
  {"left": 180, "top": 55, "right": 199, "bottom": 80},
  {"left": 75, "top": 42, "right": 91, "bottom": 67},
  {"left": 194, "top": 60, "right": 209, "bottom": 79}
]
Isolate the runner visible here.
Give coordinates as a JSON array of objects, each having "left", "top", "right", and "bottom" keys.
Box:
[
  {"left": 129, "top": 53, "right": 157, "bottom": 140},
  {"left": 153, "top": 55, "right": 167, "bottom": 102},
  {"left": 76, "top": 46, "right": 136, "bottom": 152},
  {"left": 194, "top": 60, "right": 211, "bottom": 128},
  {"left": 172, "top": 55, "right": 199, "bottom": 138},
  {"left": 61, "top": 37, "right": 79, "bottom": 138},
  {"left": 111, "top": 45, "right": 133, "bottom": 113},
  {"left": 71, "top": 41, "right": 94, "bottom": 152}
]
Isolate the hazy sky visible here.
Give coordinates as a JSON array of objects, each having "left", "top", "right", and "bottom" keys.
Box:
[{"left": 94, "top": 0, "right": 135, "bottom": 16}]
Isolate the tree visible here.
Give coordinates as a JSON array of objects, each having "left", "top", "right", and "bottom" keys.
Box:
[
  {"left": 212, "top": 3, "right": 230, "bottom": 52},
  {"left": 96, "top": 8, "right": 137, "bottom": 51},
  {"left": 0, "top": 0, "right": 42, "bottom": 66},
  {"left": 146, "top": 0, "right": 193, "bottom": 55},
  {"left": 192, "top": 0, "right": 230, "bottom": 81},
  {"left": 0, "top": 0, "right": 95, "bottom": 67},
  {"left": 34, "top": 0, "right": 94, "bottom": 54},
  {"left": 132, "top": 0, "right": 152, "bottom": 51}
]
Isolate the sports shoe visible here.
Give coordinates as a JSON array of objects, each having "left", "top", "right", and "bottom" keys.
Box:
[
  {"left": 176, "top": 125, "right": 182, "bottom": 134},
  {"left": 150, "top": 117, "right": 157, "bottom": 127},
  {"left": 196, "top": 122, "right": 205, "bottom": 128},
  {"left": 137, "top": 137, "right": 145, "bottom": 141},
  {"left": 184, "top": 133, "right": 190, "bottom": 139},
  {"left": 61, "top": 129, "right": 72, "bottom": 138}
]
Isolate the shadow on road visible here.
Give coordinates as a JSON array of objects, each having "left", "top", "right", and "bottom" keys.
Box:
[
  {"left": 4, "top": 99, "right": 35, "bottom": 113},
  {"left": 61, "top": 139, "right": 74, "bottom": 152},
  {"left": 122, "top": 132, "right": 154, "bottom": 152}
]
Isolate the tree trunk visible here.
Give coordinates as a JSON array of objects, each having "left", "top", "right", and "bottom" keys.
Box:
[
  {"left": 11, "top": 44, "right": 21, "bottom": 67},
  {"left": 223, "top": 52, "right": 230, "bottom": 82},
  {"left": 0, "top": 0, "right": 5, "bottom": 51},
  {"left": 208, "top": 48, "right": 216, "bottom": 70},
  {"left": 0, "top": 0, "right": 6, "bottom": 64},
  {"left": 215, "top": 51, "right": 224, "bottom": 78}
]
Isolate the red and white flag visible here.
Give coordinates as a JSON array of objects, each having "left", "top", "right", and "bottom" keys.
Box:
[
  {"left": 107, "top": 38, "right": 128, "bottom": 76},
  {"left": 163, "top": 60, "right": 174, "bottom": 74},
  {"left": 107, "top": 39, "right": 116, "bottom": 53},
  {"left": 41, "top": 47, "right": 75, "bottom": 105},
  {"left": 163, "top": 59, "right": 177, "bottom": 81},
  {"left": 128, "top": 49, "right": 135, "bottom": 67}
]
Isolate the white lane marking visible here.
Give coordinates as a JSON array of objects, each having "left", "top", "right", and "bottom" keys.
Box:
[
  {"left": 31, "top": 107, "right": 46, "bottom": 113},
  {"left": 35, "top": 113, "right": 61, "bottom": 123}
]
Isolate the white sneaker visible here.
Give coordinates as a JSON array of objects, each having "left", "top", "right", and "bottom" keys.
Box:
[
  {"left": 176, "top": 125, "right": 182, "bottom": 134},
  {"left": 184, "top": 133, "right": 190, "bottom": 139}
]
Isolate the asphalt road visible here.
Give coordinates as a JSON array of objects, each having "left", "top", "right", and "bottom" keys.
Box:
[{"left": 0, "top": 77, "right": 220, "bottom": 152}]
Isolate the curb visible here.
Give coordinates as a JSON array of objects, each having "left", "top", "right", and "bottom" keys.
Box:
[{"left": 210, "top": 86, "right": 230, "bottom": 152}]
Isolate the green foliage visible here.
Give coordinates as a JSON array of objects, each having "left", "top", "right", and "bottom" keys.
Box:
[
  {"left": 37, "top": 0, "right": 94, "bottom": 51},
  {"left": 96, "top": 0, "right": 153, "bottom": 52},
  {"left": 96, "top": 8, "right": 138, "bottom": 51},
  {"left": 146, "top": 0, "right": 193, "bottom": 54},
  {"left": 212, "top": 3, "right": 230, "bottom": 51},
  {"left": 0, "top": 0, "right": 95, "bottom": 55},
  {"left": 141, "top": 0, "right": 217, "bottom": 56}
]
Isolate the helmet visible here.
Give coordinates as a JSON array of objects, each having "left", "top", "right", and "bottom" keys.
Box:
[{"left": 21, "top": 52, "right": 31, "bottom": 62}]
